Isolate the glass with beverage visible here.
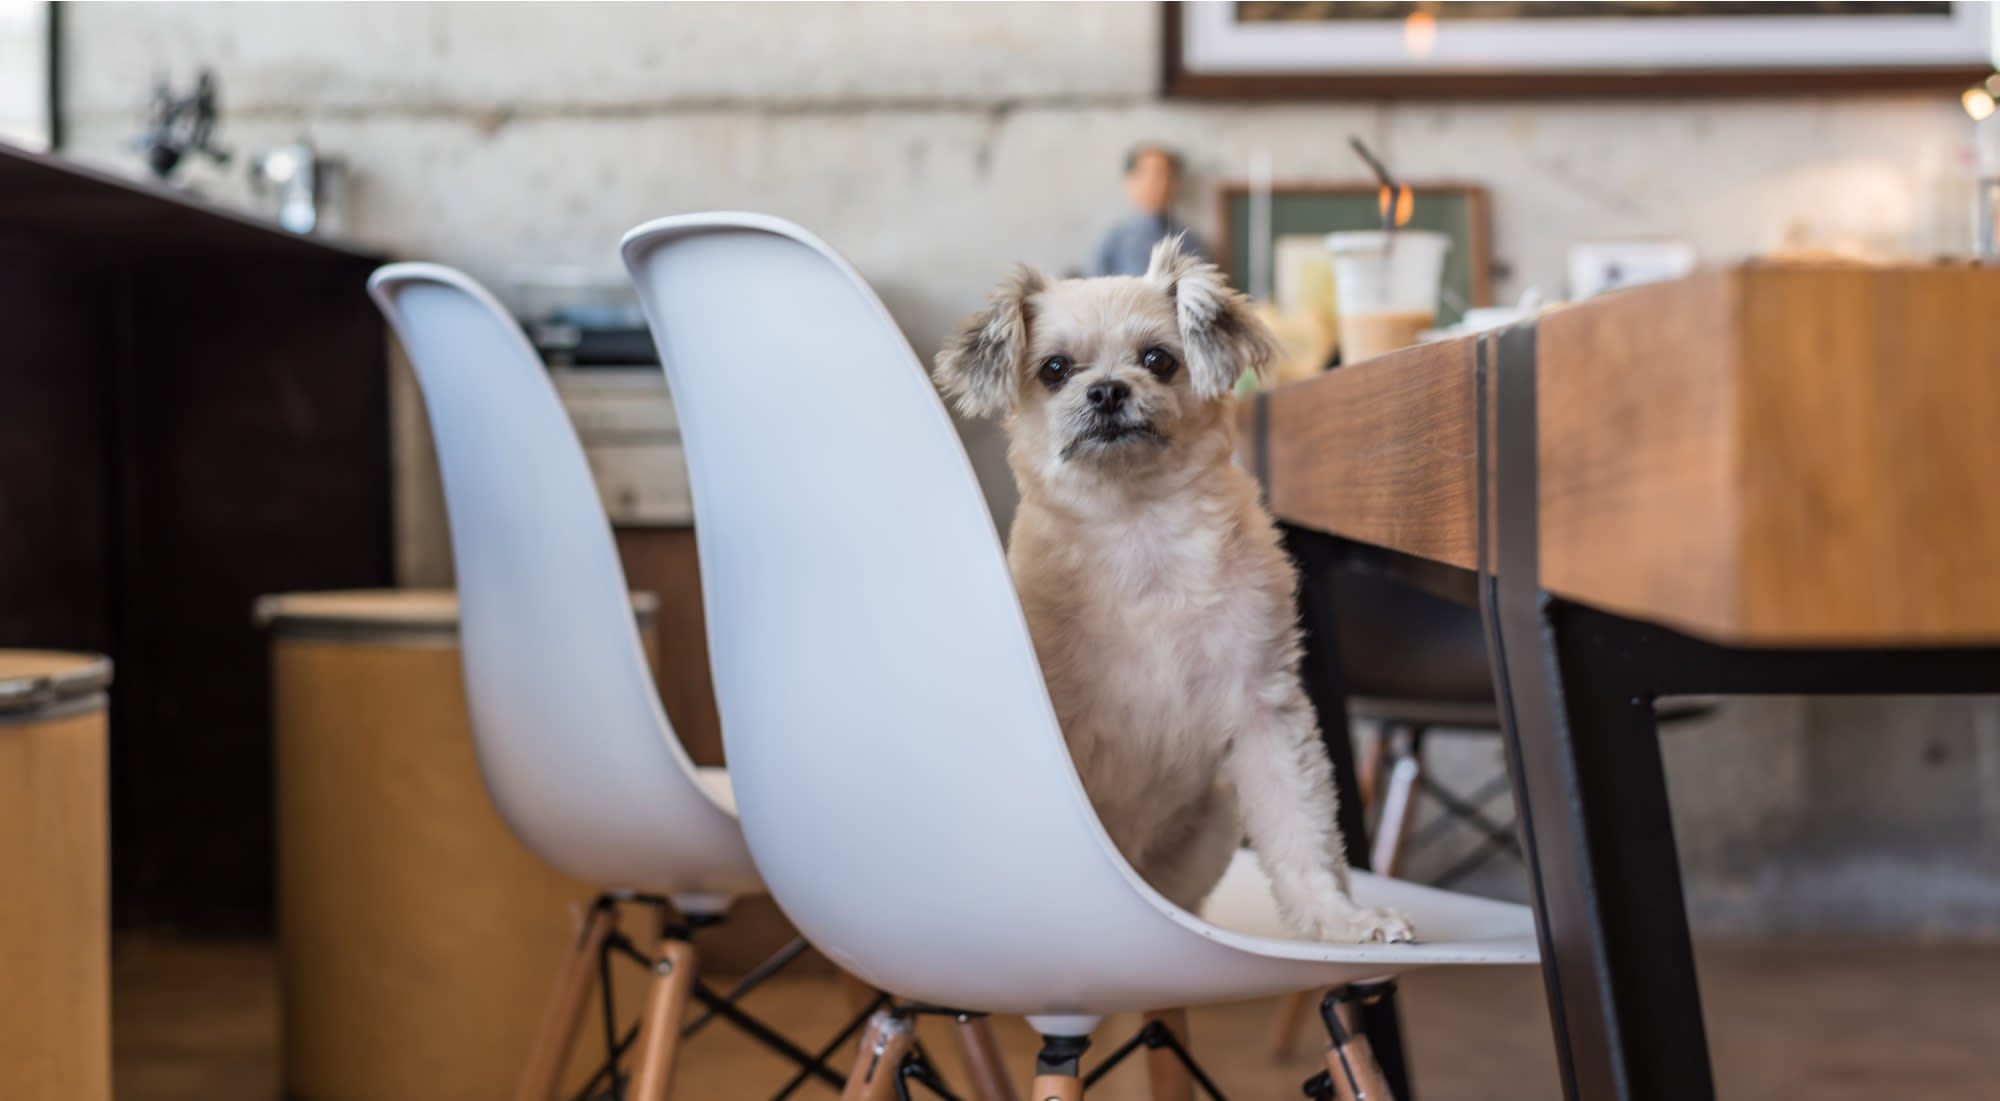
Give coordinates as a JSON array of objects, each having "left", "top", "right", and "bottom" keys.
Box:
[{"left": 1326, "top": 229, "right": 1451, "bottom": 364}]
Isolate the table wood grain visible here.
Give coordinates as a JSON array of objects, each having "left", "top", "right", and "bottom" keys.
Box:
[
  {"left": 1260, "top": 338, "right": 1480, "bottom": 572},
  {"left": 1254, "top": 263, "right": 2000, "bottom": 647}
]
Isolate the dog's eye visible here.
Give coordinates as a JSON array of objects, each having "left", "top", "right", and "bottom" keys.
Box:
[
  {"left": 1038, "top": 356, "right": 1073, "bottom": 388},
  {"left": 1141, "top": 346, "right": 1179, "bottom": 380}
]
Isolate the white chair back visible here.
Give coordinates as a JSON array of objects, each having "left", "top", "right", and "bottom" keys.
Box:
[
  {"left": 620, "top": 216, "right": 1204, "bottom": 1007},
  {"left": 368, "top": 264, "right": 755, "bottom": 899}
]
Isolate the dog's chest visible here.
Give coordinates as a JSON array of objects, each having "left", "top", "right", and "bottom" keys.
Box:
[{"left": 1029, "top": 503, "right": 1271, "bottom": 762}]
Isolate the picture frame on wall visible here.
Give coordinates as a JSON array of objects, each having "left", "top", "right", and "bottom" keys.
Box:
[
  {"left": 1216, "top": 180, "right": 1492, "bottom": 326},
  {"left": 1164, "top": 1, "right": 1995, "bottom": 98}
]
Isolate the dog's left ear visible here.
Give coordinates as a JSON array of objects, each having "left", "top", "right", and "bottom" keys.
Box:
[{"left": 1146, "top": 235, "right": 1278, "bottom": 399}]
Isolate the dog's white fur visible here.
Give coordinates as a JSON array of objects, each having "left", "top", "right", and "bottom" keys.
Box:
[{"left": 934, "top": 237, "right": 1413, "bottom": 943}]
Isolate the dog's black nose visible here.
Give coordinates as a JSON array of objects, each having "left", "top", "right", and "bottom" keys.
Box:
[{"left": 1086, "top": 380, "right": 1129, "bottom": 413}]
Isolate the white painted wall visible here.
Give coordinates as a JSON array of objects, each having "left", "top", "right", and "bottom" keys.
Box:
[{"left": 57, "top": 1, "right": 2000, "bottom": 936}]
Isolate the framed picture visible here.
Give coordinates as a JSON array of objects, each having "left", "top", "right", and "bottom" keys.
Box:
[
  {"left": 1164, "top": 1, "right": 1995, "bottom": 98},
  {"left": 1216, "top": 181, "right": 1492, "bottom": 325},
  {"left": 0, "top": 0, "right": 58, "bottom": 150}
]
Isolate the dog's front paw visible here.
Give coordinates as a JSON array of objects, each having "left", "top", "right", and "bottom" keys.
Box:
[{"left": 1302, "top": 906, "right": 1415, "bottom": 945}]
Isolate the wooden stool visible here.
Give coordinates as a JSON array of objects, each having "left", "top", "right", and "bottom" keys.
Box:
[
  {"left": 257, "top": 590, "right": 657, "bottom": 1101},
  {"left": 0, "top": 650, "right": 112, "bottom": 1101}
]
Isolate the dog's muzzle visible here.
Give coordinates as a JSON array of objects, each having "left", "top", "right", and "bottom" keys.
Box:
[{"left": 1061, "top": 416, "right": 1166, "bottom": 461}]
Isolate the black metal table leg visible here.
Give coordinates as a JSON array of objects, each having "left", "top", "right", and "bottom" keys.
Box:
[
  {"left": 1491, "top": 594, "right": 1715, "bottom": 1101},
  {"left": 1480, "top": 324, "right": 1714, "bottom": 1101},
  {"left": 1285, "top": 522, "right": 1415, "bottom": 1101},
  {"left": 1488, "top": 594, "right": 2000, "bottom": 1101}
]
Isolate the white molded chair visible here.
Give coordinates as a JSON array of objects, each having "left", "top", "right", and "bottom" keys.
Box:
[
  {"left": 620, "top": 214, "right": 1538, "bottom": 1098},
  {"left": 367, "top": 264, "right": 903, "bottom": 1101}
]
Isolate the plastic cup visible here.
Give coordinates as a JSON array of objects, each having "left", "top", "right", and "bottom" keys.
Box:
[
  {"left": 1326, "top": 230, "right": 1451, "bottom": 363},
  {"left": 1273, "top": 235, "right": 1337, "bottom": 327}
]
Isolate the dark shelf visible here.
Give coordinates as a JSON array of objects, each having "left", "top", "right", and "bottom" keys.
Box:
[{"left": 0, "top": 139, "right": 384, "bottom": 262}]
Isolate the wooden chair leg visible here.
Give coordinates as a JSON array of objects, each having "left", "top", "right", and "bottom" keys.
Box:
[
  {"left": 842, "top": 1009, "right": 916, "bottom": 1101},
  {"left": 1320, "top": 992, "right": 1400, "bottom": 1101},
  {"left": 1141, "top": 1009, "right": 1194, "bottom": 1101},
  {"left": 514, "top": 903, "right": 619, "bottom": 1101},
  {"left": 1267, "top": 989, "right": 1315, "bottom": 1060},
  {"left": 626, "top": 939, "right": 699, "bottom": 1101},
  {"left": 1031, "top": 1034, "right": 1091, "bottom": 1101},
  {"left": 950, "top": 1015, "right": 1021, "bottom": 1101},
  {"left": 1323, "top": 1026, "right": 1395, "bottom": 1101}
]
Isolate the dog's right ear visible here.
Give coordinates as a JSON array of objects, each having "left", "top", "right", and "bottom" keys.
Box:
[{"left": 933, "top": 265, "right": 1046, "bottom": 419}]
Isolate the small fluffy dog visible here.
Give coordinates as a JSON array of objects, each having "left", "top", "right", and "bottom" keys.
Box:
[{"left": 934, "top": 237, "right": 1412, "bottom": 944}]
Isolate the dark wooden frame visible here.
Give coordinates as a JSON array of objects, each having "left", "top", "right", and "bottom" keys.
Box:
[
  {"left": 1161, "top": 1, "right": 1993, "bottom": 99},
  {"left": 1213, "top": 180, "right": 1494, "bottom": 310}
]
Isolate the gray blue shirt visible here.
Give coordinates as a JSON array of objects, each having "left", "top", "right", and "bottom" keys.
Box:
[{"left": 1088, "top": 213, "right": 1210, "bottom": 277}]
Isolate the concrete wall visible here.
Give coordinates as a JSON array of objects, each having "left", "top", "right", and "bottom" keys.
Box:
[
  {"left": 1420, "top": 698, "right": 2000, "bottom": 939},
  {"left": 58, "top": 1, "right": 2000, "bottom": 936}
]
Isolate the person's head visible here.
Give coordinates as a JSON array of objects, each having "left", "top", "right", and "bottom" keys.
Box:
[{"left": 1123, "top": 144, "right": 1183, "bottom": 216}]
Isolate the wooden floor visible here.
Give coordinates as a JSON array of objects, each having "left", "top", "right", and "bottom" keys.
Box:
[{"left": 114, "top": 936, "right": 2000, "bottom": 1101}]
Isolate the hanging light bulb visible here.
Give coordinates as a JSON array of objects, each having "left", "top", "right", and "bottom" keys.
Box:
[{"left": 1965, "top": 84, "right": 1997, "bottom": 122}]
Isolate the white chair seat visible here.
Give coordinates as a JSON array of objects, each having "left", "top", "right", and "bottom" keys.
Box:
[{"left": 1197, "top": 848, "right": 1537, "bottom": 965}]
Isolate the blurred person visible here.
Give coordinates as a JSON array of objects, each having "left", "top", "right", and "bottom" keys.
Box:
[{"left": 1088, "top": 143, "right": 1209, "bottom": 277}]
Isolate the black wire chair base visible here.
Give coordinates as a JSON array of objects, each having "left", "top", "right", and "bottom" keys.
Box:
[
  {"left": 891, "top": 1049, "right": 967, "bottom": 1101},
  {"left": 565, "top": 895, "right": 862, "bottom": 1101},
  {"left": 1071, "top": 1019, "right": 1231, "bottom": 1101}
]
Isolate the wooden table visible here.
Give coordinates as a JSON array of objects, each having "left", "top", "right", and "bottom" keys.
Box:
[{"left": 1249, "top": 263, "right": 2000, "bottom": 1101}]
